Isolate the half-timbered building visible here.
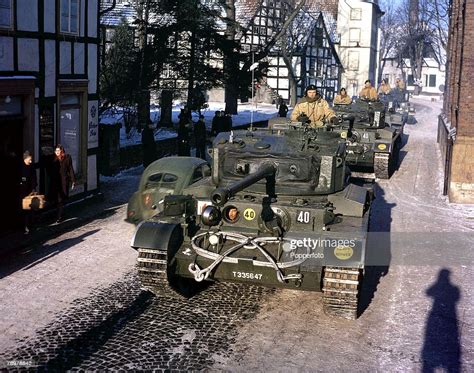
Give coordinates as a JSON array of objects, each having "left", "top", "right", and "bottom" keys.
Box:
[{"left": 0, "top": 0, "right": 100, "bottom": 234}]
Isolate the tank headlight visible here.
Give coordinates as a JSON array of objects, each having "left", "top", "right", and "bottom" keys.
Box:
[
  {"left": 201, "top": 206, "right": 221, "bottom": 226},
  {"left": 208, "top": 234, "right": 220, "bottom": 246}
]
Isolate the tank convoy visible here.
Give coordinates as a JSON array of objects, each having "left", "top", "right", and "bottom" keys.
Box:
[
  {"left": 332, "top": 98, "right": 403, "bottom": 179},
  {"left": 131, "top": 122, "right": 373, "bottom": 319}
]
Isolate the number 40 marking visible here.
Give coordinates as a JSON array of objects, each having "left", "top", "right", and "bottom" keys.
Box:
[{"left": 297, "top": 211, "right": 311, "bottom": 224}]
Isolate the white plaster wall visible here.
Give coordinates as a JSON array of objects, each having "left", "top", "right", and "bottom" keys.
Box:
[
  {"left": 18, "top": 39, "right": 39, "bottom": 71},
  {"left": 88, "top": 44, "right": 97, "bottom": 94},
  {"left": 0, "top": 37, "right": 14, "bottom": 70},
  {"left": 87, "top": 0, "right": 98, "bottom": 38},
  {"left": 60, "top": 42, "right": 72, "bottom": 74},
  {"left": 44, "top": 40, "right": 56, "bottom": 97},
  {"left": 87, "top": 154, "right": 98, "bottom": 191},
  {"left": 44, "top": 0, "right": 55, "bottom": 33},
  {"left": 17, "top": 0, "right": 38, "bottom": 32},
  {"left": 80, "top": 0, "right": 86, "bottom": 37},
  {"left": 74, "top": 43, "right": 85, "bottom": 74}
]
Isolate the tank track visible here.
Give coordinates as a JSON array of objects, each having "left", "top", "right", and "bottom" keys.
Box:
[
  {"left": 137, "top": 248, "right": 175, "bottom": 296},
  {"left": 374, "top": 152, "right": 392, "bottom": 179},
  {"left": 322, "top": 267, "right": 362, "bottom": 320}
]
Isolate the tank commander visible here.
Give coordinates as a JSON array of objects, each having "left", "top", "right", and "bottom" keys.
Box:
[
  {"left": 395, "top": 78, "right": 406, "bottom": 90},
  {"left": 290, "top": 84, "right": 338, "bottom": 128},
  {"left": 378, "top": 79, "right": 391, "bottom": 95},
  {"left": 333, "top": 87, "right": 352, "bottom": 105},
  {"left": 359, "top": 80, "right": 379, "bottom": 100}
]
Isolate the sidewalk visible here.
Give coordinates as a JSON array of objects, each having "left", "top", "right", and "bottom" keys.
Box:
[{"left": 0, "top": 166, "right": 144, "bottom": 258}]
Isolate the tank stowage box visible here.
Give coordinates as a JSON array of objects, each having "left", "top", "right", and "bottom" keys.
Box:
[{"left": 131, "top": 123, "right": 374, "bottom": 319}]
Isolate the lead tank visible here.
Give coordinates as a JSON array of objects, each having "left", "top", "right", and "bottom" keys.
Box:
[
  {"left": 131, "top": 123, "right": 373, "bottom": 319},
  {"left": 333, "top": 98, "right": 403, "bottom": 179}
]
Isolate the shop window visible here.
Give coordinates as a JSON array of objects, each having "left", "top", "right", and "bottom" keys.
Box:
[
  {"left": 60, "top": 0, "right": 80, "bottom": 34},
  {"left": 0, "top": 0, "right": 12, "bottom": 29},
  {"left": 59, "top": 94, "right": 81, "bottom": 177}
]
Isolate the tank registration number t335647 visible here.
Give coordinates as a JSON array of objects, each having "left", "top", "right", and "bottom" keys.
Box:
[{"left": 232, "top": 271, "right": 263, "bottom": 280}]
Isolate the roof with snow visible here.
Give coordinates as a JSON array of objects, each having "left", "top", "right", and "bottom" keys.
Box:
[{"left": 100, "top": 1, "right": 136, "bottom": 26}]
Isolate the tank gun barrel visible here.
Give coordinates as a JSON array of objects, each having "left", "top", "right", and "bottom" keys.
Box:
[{"left": 211, "top": 163, "right": 276, "bottom": 206}]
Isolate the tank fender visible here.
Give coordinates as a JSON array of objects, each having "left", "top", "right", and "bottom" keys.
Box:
[
  {"left": 131, "top": 221, "right": 180, "bottom": 250},
  {"left": 373, "top": 140, "right": 392, "bottom": 153}
]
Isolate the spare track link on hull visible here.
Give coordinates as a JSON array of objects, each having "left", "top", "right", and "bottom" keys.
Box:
[
  {"left": 137, "top": 248, "right": 175, "bottom": 296},
  {"left": 374, "top": 152, "right": 391, "bottom": 179},
  {"left": 322, "top": 267, "right": 361, "bottom": 320}
]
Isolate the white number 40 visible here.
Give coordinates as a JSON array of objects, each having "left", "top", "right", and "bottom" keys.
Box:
[{"left": 297, "top": 211, "right": 311, "bottom": 224}]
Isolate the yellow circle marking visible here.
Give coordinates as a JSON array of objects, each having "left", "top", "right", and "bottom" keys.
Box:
[
  {"left": 377, "top": 143, "right": 387, "bottom": 150},
  {"left": 334, "top": 246, "right": 354, "bottom": 260},
  {"left": 340, "top": 131, "right": 347, "bottom": 139},
  {"left": 243, "top": 208, "right": 256, "bottom": 221}
]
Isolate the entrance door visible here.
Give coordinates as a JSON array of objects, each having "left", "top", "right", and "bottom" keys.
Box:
[{"left": 0, "top": 117, "right": 24, "bottom": 236}]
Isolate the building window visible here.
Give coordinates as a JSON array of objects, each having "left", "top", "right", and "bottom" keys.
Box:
[
  {"left": 59, "top": 94, "right": 81, "bottom": 177},
  {"left": 60, "top": 0, "right": 79, "bottom": 34},
  {"left": 0, "top": 0, "right": 12, "bottom": 29},
  {"left": 350, "top": 8, "right": 362, "bottom": 20},
  {"left": 349, "top": 28, "right": 361, "bottom": 43},
  {"left": 348, "top": 51, "right": 359, "bottom": 71},
  {"left": 407, "top": 74, "right": 414, "bottom": 85},
  {"left": 429, "top": 74, "right": 436, "bottom": 87}
]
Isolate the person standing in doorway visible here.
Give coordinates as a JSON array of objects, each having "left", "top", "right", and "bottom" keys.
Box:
[
  {"left": 50, "top": 145, "right": 75, "bottom": 223},
  {"left": 20, "top": 150, "right": 37, "bottom": 234}
]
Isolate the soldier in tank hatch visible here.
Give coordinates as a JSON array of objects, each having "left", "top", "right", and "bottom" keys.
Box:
[{"left": 290, "top": 85, "right": 338, "bottom": 127}]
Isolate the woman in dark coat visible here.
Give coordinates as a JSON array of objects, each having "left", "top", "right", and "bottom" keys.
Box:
[
  {"left": 20, "top": 150, "right": 37, "bottom": 233},
  {"left": 50, "top": 144, "right": 75, "bottom": 223}
]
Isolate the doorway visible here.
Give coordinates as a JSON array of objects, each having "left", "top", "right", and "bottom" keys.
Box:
[{"left": 0, "top": 117, "right": 24, "bottom": 236}]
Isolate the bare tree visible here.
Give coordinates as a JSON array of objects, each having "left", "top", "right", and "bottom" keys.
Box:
[{"left": 377, "top": 0, "right": 404, "bottom": 85}]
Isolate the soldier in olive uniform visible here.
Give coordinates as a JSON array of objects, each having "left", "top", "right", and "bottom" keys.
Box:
[{"left": 290, "top": 85, "right": 338, "bottom": 127}]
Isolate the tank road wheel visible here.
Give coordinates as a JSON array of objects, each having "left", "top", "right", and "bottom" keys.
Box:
[
  {"left": 322, "top": 267, "right": 362, "bottom": 320},
  {"left": 136, "top": 227, "right": 195, "bottom": 298}
]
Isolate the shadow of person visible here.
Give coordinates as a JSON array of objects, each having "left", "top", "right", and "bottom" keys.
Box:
[
  {"left": 358, "top": 184, "right": 394, "bottom": 316},
  {"left": 422, "top": 268, "right": 461, "bottom": 372}
]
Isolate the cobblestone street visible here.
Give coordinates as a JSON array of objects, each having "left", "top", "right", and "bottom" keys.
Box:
[{"left": 0, "top": 98, "right": 473, "bottom": 371}]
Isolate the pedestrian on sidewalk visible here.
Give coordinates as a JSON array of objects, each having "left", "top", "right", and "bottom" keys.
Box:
[
  {"left": 278, "top": 101, "right": 289, "bottom": 117},
  {"left": 20, "top": 150, "right": 37, "bottom": 234},
  {"left": 142, "top": 121, "right": 158, "bottom": 168},
  {"left": 194, "top": 115, "right": 207, "bottom": 160},
  {"left": 49, "top": 145, "right": 75, "bottom": 223},
  {"left": 211, "top": 111, "right": 221, "bottom": 137},
  {"left": 177, "top": 114, "right": 191, "bottom": 156}
]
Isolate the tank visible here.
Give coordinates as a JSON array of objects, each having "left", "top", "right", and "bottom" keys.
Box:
[
  {"left": 130, "top": 123, "right": 373, "bottom": 319},
  {"left": 332, "top": 98, "right": 403, "bottom": 179}
]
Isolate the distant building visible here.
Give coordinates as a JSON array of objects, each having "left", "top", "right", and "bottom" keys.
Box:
[
  {"left": 335, "top": 0, "right": 383, "bottom": 98},
  {"left": 0, "top": 0, "right": 101, "bottom": 234},
  {"left": 438, "top": 0, "right": 474, "bottom": 204}
]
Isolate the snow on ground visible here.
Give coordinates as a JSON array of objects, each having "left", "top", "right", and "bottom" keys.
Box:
[{"left": 99, "top": 101, "right": 281, "bottom": 148}]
